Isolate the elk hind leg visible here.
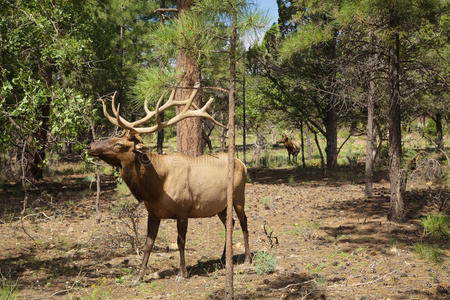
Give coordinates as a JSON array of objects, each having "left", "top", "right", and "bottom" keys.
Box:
[
  {"left": 233, "top": 202, "right": 251, "bottom": 264},
  {"left": 134, "top": 216, "right": 160, "bottom": 284},
  {"left": 217, "top": 209, "right": 235, "bottom": 263},
  {"left": 176, "top": 216, "right": 189, "bottom": 280}
]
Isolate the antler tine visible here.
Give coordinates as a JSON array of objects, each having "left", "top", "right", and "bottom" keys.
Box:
[
  {"left": 101, "top": 98, "right": 120, "bottom": 127},
  {"left": 115, "top": 104, "right": 137, "bottom": 134},
  {"left": 165, "top": 96, "right": 225, "bottom": 128},
  {"left": 109, "top": 92, "right": 135, "bottom": 129},
  {"left": 107, "top": 83, "right": 224, "bottom": 134}
]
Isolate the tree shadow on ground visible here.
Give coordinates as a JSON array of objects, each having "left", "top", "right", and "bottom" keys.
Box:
[
  {"left": 318, "top": 188, "right": 449, "bottom": 254},
  {"left": 209, "top": 272, "right": 326, "bottom": 299},
  {"left": 0, "top": 241, "right": 125, "bottom": 288},
  {"left": 248, "top": 165, "right": 388, "bottom": 186},
  {"left": 0, "top": 174, "right": 116, "bottom": 218},
  {"left": 156, "top": 253, "right": 255, "bottom": 279}
]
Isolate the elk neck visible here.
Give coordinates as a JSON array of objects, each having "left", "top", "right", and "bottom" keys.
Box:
[{"left": 119, "top": 152, "right": 165, "bottom": 202}]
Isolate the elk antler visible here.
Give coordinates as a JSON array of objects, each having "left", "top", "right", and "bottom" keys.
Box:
[{"left": 101, "top": 83, "right": 225, "bottom": 134}]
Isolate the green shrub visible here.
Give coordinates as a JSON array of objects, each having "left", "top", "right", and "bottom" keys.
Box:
[
  {"left": 424, "top": 118, "right": 447, "bottom": 137},
  {"left": 246, "top": 173, "right": 252, "bottom": 183},
  {"left": 253, "top": 251, "right": 277, "bottom": 275},
  {"left": 414, "top": 243, "right": 443, "bottom": 263},
  {"left": 421, "top": 214, "right": 449, "bottom": 239},
  {"left": 288, "top": 175, "right": 295, "bottom": 184},
  {"left": 116, "top": 181, "right": 130, "bottom": 198},
  {"left": 261, "top": 196, "right": 272, "bottom": 209},
  {"left": 0, "top": 276, "right": 18, "bottom": 300}
]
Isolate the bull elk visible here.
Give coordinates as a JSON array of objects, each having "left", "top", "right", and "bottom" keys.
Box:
[
  {"left": 87, "top": 84, "right": 251, "bottom": 283},
  {"left": 279, "top": 134, "right": 301, "bottom": 163}
]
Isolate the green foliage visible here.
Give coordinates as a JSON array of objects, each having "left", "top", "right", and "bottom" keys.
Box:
[
  {"left": 0, "top": 276, "right": 18, "bottom": 300},
  {"left": 115, "top": 181, "right": 130, "bottom": 199},
  {"left": 421, "top": 214, "right": 449, "bottom": 239},
  {"left": 414, "top": 243, "right": 443, "bottom": 264},
  {"left": 261, "top": 196, "right": 272, "bottom": 209},
  {"left": 246, "top": 173, "right": 252, "bottom": 183},
  {"left": 253, "top": 250, "right": 277, "bottom": 275},
  {"left": 69, "top": 277, "right": 112, "bottom": 300},
  {"left": 424, "top": 118, "right": 447, "bottom": 137},
  {"left": 287, "top": 221, "right": 320, "bottom": 240}
]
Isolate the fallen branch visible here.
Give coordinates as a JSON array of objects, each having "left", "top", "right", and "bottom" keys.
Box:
[
  {"left": 271, "top": 279, "right": 316, "bottom": 292},
  {"left": 328, "top": 270, "right": 398, "bottom": 289}
]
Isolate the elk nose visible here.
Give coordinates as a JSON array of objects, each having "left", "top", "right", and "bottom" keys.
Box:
[{"left": 86, "top": 144, "right": 91, "bottom": 151}]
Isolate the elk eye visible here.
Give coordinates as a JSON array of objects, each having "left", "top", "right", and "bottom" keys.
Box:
[{"left": 114, "top": 143, "right": 123, "bottom": 148}]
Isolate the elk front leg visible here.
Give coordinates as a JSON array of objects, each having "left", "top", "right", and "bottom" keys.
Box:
[
  {"left": 176, "top": 216, "right": 188, "bottom": 281},
  {"left": 134, "top": 216, "right": 160, "bottom": 285}
]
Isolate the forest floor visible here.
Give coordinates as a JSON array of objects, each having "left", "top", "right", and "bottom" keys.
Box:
[{"left": 0, "top": 165, "right": 448, "bottom": 299}]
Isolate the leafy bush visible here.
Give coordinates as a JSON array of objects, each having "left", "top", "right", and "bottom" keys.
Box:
[
  {"left": 421, "top": 214, "right": 449, "bottom": 239},
  {"left": 246, "top": 173, "right": 252, "bottom": 183},
  {"left": 116, "top": 181, "right": 130, "bottom": 198},
  {"left": 253, "top": 250, "right": 277, "bottom": 275},
  {"left": 414, "top": 243, "right": 443, "bottom": 263},
  {"left": 424, "top": 118, "right": 447, "bottom": 137},
  {"left": 0, "top": 276, "right": 18, "bottom": 300}
]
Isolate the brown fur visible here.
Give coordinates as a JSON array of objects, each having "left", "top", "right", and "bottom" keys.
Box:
[
  {"left": 87, "top": 132, "right": 251, "bottom": 282},
  {"left": 279, "top": 134, "right": 301, "bottom": 163}
]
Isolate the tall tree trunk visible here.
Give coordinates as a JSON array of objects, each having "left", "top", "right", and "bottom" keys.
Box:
[
  {"left": 365, "top": 34, "right": 378, "bottom": 197},
  {"left": 156, "top": 0, "right": 166, "bottom": 155},
  {"left": 325, "top": 28, "right": 338, "bottom": 169},
  {"left": 28, "top": 66, "right": 52, "bottom": 180},
  {"left": 157, "top": 112, "right": 165, "bottom": 154},
  {"left": 176, "top": 0, "right": 203, "bottom": 156},
  {"left": 435, "top": 113, "right": 443, "bottom": 151},
  {"left": 388, "top": 10, "right": 404, "bottom": 222},
  {"left": 242, "top": 70, "right": 247, "bottom": 165},
  {"left": 325, "top": 108, "right": 338, "bottom": 169},
  {"left": 300, "top": 120, "right": 306, "bottom": 168},
  {"left": 202, "top": 129, "right": 213, "bottom": 153},
  {"left": 305, "top": 123, "right": 312, "bottom": 161},
  {"left": 225, "top": 9, "right": 237, "bottom": 300}
]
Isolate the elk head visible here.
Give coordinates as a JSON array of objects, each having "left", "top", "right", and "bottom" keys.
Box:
[
  {"left": 279, "top": 134, "right": 288, "bottom": 144},
  {"left": 87, "top": 83, "right": 224, "bottom": 167}
]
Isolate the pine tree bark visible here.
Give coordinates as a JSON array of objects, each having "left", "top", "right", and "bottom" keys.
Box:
[
  {"left": 325, "top": 107, "right": 338, "bottom": 169},
  {"left": 176, "top": 0, "right": 203, "bottom": 156},
  {"left": 388, "top": 9, "right": 405, "bottom": 222},
  {"left": 157, "top": 112, "right": 165, "bottom": 154},
  {"left": 435, "top": 113, "right": 443, "bottom": 151},
  {"left": 325, "top": 28, "right": 338, "bottom": 169},
  {"left": 305, "top": 123, "right": 312, "bottom": 161},
  {"left": 156, "top": 0, "right": 166, "bottom": 155},
  {"left": 300, "top": 120, "right": 306, "bottom": 168}
]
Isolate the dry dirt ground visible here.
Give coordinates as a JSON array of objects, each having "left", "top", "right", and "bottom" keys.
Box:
[{"left": 0, "top": 166, "right": 448, "bottom": 299}]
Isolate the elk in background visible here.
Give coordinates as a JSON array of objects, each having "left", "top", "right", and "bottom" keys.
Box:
[
  {"left": 87, "top": 84, "right": 251, "bottom": 284},
  {"left": 279, "top": 134, "right": 301, "bottom": 164}
]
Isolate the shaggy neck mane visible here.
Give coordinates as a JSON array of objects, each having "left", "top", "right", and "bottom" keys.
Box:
[{"left": 120, "top": 152, "right": 163, "bottom": 202}]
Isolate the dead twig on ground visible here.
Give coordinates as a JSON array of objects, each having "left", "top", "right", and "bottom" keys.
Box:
[
  {"left": 327, "top": 269, "right": 398, "bottom": 289},
  {"left": 270, "top": 279, "right": 317, "bottom": 292},
  {"left": 263, "top": 221, "right": 279, "bottom": 249},
  {"left": 32, "top": 267, "right": 84, "bottom": 300}
]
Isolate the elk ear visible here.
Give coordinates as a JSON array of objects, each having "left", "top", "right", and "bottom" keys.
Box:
[{"left": 134, "top": 143, "right": 150, "bottom": 154}]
